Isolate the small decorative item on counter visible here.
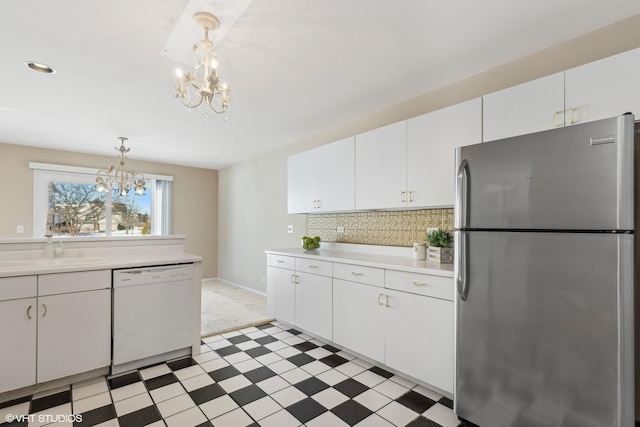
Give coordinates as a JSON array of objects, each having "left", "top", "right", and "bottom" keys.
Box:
[
  {"left": 302, "top": 235, "right": 321, "bottom": 250},
  {"left": 413, "top": 242, "right": 426, "bottom": 260},
  {"left": 427, "top": 229, "right": 453, "bottom": 263}
]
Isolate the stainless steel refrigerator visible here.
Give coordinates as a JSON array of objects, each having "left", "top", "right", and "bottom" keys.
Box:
[{"left": 453, "top": 114, "right": 635, "bottom": 427}]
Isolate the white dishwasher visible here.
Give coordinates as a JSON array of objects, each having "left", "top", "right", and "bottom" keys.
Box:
[{"left": 112, "top": 264, "right": 194, "bottom": 373}]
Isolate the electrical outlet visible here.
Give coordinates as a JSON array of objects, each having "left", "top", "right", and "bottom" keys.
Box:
[
  {"left": 336, "top": 226, "right": 345, "bottom": 233},
  {"left": 16, "top": 225, "right": 24, "bottom": 234},
  {"left": 287, "top": 225, "right": 293, "bottom": 234}
]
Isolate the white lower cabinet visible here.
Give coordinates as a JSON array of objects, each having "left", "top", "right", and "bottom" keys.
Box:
[
  {"left": 333, "top": 278, "right": 385, "bottom": 362},
  {"left": 267, "top": 265, "right": 296, "bottom": 326},
  {"left": 0, "top": 295, "right": 37, "bottom": 393},
  {"left": 384, "top": 289, "right": 454, "bottom": 393},
  {"left": 295, "top": 272, "right": 332, "bottom": 339}
]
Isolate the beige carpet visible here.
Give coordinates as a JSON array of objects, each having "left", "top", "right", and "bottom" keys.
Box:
[{"left": 201, "top": 279, "right": 273, "bottom": 338}]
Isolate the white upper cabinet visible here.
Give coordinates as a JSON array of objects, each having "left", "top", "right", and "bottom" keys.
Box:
[
  {"left": 288, "top": 137, "right": 354, "bottom": 213},
  {"left": 355, "top": 121, "right": 407, "bottom": 210},
  {"left": 565, "top": 47, "right": 640, "bottom": 124},
  {"left": 407, "top": 98, "right": 482, "bottom": 207},
  {"left": 482, "top": 72, "right": 565, "bottom": 142}
]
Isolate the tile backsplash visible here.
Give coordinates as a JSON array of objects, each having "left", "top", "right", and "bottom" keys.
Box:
[{"left": 306, "top": 208, "right": 454, "bottom": 247}]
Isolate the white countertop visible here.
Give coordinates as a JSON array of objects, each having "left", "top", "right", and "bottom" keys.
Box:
[{"left": 266, "top": 247, "right": 454, "bottom": 277}]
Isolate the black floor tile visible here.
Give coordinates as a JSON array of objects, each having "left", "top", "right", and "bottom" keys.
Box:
[
  {"left": 406, "top": 415, "right": 442, "bottom": 427},
  {"left": 319, "top": 353, "right": 349, "bottom": 368},
  {"left": 2, "top": 419, "right": 28, "bottom": 426},
  {"left": 331, "top": 399, "right": 373, "bottom": 425},
  {"left": 397, "top": 390, "right": 437, "bottom": 413},
  {"left": 30, "top": 390, "right": 71, "bottom": 413},
  {"left": 286, "top": 397, "right": 328, "bottom": 423},
  {"left": 73, "top": 404, "right": 117, "bottom": 426},
  {"left": 245, "top": 345, "right": 271, "bottom": 358},
  {"left": 229, "top": 384, "right": 267, "bottom": 406},
  {"left": 0, "top": 395, "right": 31, "bottom": 410},
  {"left": 293, "top": 341, "right": 319, "bottom": 352},
  {"left": 209, "top": 365, "right": 242, "bottom": 382},
  {"left": 167, "top": 357, "right": 198, "bottom": 371},
  {"left": 254, "top": 335, "right": 277, "bottom": 345},
  {"left": 369, "top": 366, "right": 394, "bottom": 379},
  {"left": 108, "top": 372, "right": 142, "bottom": 390},
  {"left": 294, "top": 377, "right": 329, "bottom": 396},
  {"left": 214, "top": 345, "right": 242, "bottom": 357},
  {"left": 143, "top": 372, "right": 179, "bottom": 391},
  {"left": 334, "top": 378, "right": 369, "bottom": 398},
  {"left": 287, "top": 353, "right": 315, "bottom": 367},
  {"left": 243, "top": 366, "right": 277, "bottom": 384},
  {"left": 188, "top": 383, "right": 226, "bottom": 405},
  {"left": 438, "top": 396, "right": 453, "bottom": 409},
  {"left": 117, "top": 405, "right": 162, "bottom": 427},
  {"left": 256, "top": 323, "right": 275, "bottom": 330},
  {"left": 323, "top": 344, "right": 341, "bottom": 353},
  {"left": 287, "top": 328, "right": 303, "bottom": 335},
  {"left": 195, "top": 422, "right": 214, "bottom": 427},
  {"left": 227, "top": 335, "right": 251, "bottom": 345}
]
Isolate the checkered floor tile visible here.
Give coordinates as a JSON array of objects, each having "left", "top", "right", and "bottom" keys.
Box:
[{"left": 0, "top": 322, "right": 460, "bottom": 426}]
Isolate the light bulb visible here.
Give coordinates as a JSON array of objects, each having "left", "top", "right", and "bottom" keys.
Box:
[
  {"left": 176, "top": 67, "right": 183, "bottom": 78},
  {"left": 210, "top": 58, "right": 218, "bottom": 69}
]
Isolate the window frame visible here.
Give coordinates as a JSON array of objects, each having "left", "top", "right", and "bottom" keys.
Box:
[{"left": 31, "top": 162, "right": 173, "bottom": 238}]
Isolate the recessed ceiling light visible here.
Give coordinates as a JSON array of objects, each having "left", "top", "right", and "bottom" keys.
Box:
[{"left": 25, "top": 61, "right": 56, "bottom": 74}]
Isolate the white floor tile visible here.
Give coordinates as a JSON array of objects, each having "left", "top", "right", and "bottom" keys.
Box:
[
  {"left": 353, "top": 389, "right": 392, "bottom": 412},
  {"left": 305, "top": 410, "right": 350, "bottom": 427},
  {"left": 423, "top": 402, "right": 460, "bottom": 427},
  {"left": 218, "top": 374, "right": 252, "bottom": 393},
  {"left": 93, "top": 419, "right": 120, "bottom": 427},
  {"left": 270, "top": 386, "right": 307, "bottom": 407},
  {"left": 373, "top": 379, "right": 410, "bottom": 400},
  {"left": 139, "top": 364, "right": 171, "bottom": 380},
  {"left": 72, "top": 391, "right": 112, "bottom": 414},
  {"left": 173, "top": 365, "right": 206, "bottom": 382},
  {"left": 223, "top": 351, "right": 251, "bottom": 364},
  {"left": 208, "top": 339, "right": 233, "bottom": 350},
  {"left": 389, "top": 374, "right": 417, "bottom": 389},
  {"left": 180, "top": 373, "right": 215, "bottom": 392},
  {"left": 109, "top": 382, "right": 147, "bottom": 402},
  {"left": 211, "top": 407, "right": 254, "bottom": 427},
  {"left": 32, "top": 385, "right": 70, "bottom": 400},
  {"left": 200, "top": 344, "right": 212, "bottom": 354},
  {"left": 264, "top": 340, "right": 289, "bottom": 351},
  {"left": 376, "top": 401, "right": 419, "bottom": 426},
  {"left": 0, "top": 401, "right": 29, "bottom": 422},
  {"left": 202, "top": 334, "right": 224, "bottom": 344},
  {"left": 256, "top": 375, "right": 290, "bottom": 395},
  {"left": 242, "top": 396, "right": 281, "bottom": 421},
  {"left": 279, "top": 367, "right": 311, "bottom": 385},
  {"left": 29, "top": 403, "right": 72, "bottom": 427},
  {"left": 239, "top": 326, "right": 260, "bottom": 334},
  {"left": 305, "top": 347, "right": 333, "bottom": 360},
  {"left": 164, "top": 405, "right": 208, "bottom": 427},
  {"left": 234, "top": 358, "right": 262, "bottom": 373},
  {"left": 193, "top": 350, "right": 220, "bottom": 364},
  {"left": 275, "top": 346, "right": 302, "bottom": 359},
  {"left": 114, "top": 392, "right": 154, "bottom": 416},
  {"left": 282, "top": 335, "right": 305, "bottom": 346},
  {"left": 316, "top": 368, "right": 349, "bottom": 386},
  {"left": 272, "top": 331, "right": 294, "bottom": 340},
  {"left": 199, "top": 395, "right": 238, "bottom": 420},
  {"left": 72, "top": 377, "right": 109, "bottom": 401},
  {"left": 262, "top": 326, "right": 283, "bottom": 336},
  {"left": 301, "top": 360, "right": 331, "bottom": 376},
  {"left": 412, "top": 384, "right": 442, "bottom": 401},
  {"left": 353, "top": 370, "right": 387, "bottom": 388},
  {"left": 156, "top": 393, "right": 195, "bottom": 418},
  {"left": 352, "top": 358, "right": 375, "bottom": 369},
  {"left": 258, "top": 409, "right": 302, "bottom": 427},
  {"left": 336, "top": 361, "right": 367, "bottom": 377},
  {"left": 221, "top": 330, "right": 243, "bottom": 339},
  {"left": 311, "top": 387, "right": 349, "bottom": 409},
  {"left": 337, "top": 350, "right": 357, "bottom": 360},
  {"left": 199, "top": 357, "right": 229, "bottom": 373},
  {"left": 245, "top": 330, "right": 268, "bottom": 340},
  {"left": 268, "top": 359, "right": 297, "bottom": 374},
  {"left": 255, "top": 352, "right": 283, "bottom": 366},
  {"left": 236, "top": 340, "right": 261, "bottom": 351},
  {"left": 354, "top": 413, "right": 395, "bottom": 427},
  {"left": 149, "top": 382, "right": 186, "bottom": 403}
]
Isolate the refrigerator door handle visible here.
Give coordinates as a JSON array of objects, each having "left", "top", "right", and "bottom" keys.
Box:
[
  {"left": 456, "top": 230, "right": 469, "bottom": 301},
  {"left": 455, "top": 159, "right": 469, "bottom": 229}
]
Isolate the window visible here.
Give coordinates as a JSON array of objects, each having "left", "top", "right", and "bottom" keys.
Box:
[{"left": 31, "top": 163, "right": 172, "bottom": 238}]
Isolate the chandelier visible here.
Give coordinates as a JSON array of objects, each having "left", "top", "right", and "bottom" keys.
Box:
[
  {"left": 95, "top": 137, "right": 146, "bottom": 197},
  {"left": 175, "top": 12, "right": 231, "bottom": 117}
]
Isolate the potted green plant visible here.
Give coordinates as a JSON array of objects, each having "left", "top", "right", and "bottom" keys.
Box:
[{"left": 426, "top": 229, "right": 453, "bottom": 263}]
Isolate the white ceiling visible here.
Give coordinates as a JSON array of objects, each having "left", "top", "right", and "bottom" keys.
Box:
[{"left": 1, "top": 1, "right": 640, "bottom": 170}]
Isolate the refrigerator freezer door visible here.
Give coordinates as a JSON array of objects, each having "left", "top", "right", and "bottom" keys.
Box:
[
  {"left": 455, "top": 115, "right": 634, "bottom": 231},
  {"left": 455, "top": 231, "right": 634, "bottom": 427}
]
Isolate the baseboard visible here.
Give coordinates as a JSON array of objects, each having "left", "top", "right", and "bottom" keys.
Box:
[{"left": 203, "top": 277, "right": 268, "bottom": 298}]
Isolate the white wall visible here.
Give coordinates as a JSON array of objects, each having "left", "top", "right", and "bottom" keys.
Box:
[{"left": 217, "top": 14, "right": 640, "bottom": 293}]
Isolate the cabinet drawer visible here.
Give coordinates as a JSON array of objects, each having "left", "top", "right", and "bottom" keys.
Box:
[
  {"left": 333, "top": 263, "right": 384, "bottom": 287},
  {"left": 267, "top": 254, "right": 295, "bottom": 270},
  {"left": 295, "top": 258, "right": 332, "bottom": 277},
  {"left": 385, "top": 270, "right": 454, "bottom": 301},
  {"left": 38, "top": 270, "right": 111, "bottom": 296},
  {"left": 0, "top": 276, "right": 37, "bottom": 300}
]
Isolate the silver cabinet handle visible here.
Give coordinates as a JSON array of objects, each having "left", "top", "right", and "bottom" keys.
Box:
[
  {"left": 412, "top": 281, "right": 427, "bottom": 287},
  {"left": 41, "top": 303, "right": 47, "bottom": 318},
  {"left": 568, "top": 107, "right": 576, "bottom": 125},
  {"left": 377, "top": 294, "right": 385, "bottom": 306},
  {"left": 277, "top": 260, "right": 285, "bottom": 263},
  {"left": 27, "top": 305, "right": 32, "bottom": 320},
  {"left": 351, "top": 272, "right": 362, "bottom": 276},
  {"left": 308, "top": 265, "right": 318, "bottom": 269},
  {"left": 377, "top": 294, "right": 390, "bottom": 307},
  {"left": 552, "top": 110, "right": 563, "bottom": 127},
  {"left": 290, "top": 274, "right": 296, "bottom": 284},
  {"left": 400, "top": 191, "right": 406, "bottom": 203},
  {"left": 408, "top": 191, "right": 414, "bottom": 203},
  {"left": 384, "top": 295, "right": 390, "bottom": 307}
]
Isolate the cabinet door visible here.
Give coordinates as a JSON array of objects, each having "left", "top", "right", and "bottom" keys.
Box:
[
  {"left": 333, "top": 279, "right": 385, "bottom": 363},
  {"left": 315, "top": 137, "right": 355, "bottom": 212},
  {"left": 407, "top": 98, "right": 482, "bottom": 207},
  {"left": 0, "top": 298, "right": 37, "bottom": 393},
  {"left": 565, "top": 47, "right": 640, "bottom": 125},
  {"left": 288, "top": 148, "right": 318, "bottom": 213},
  {"left": 266, "top": 266, "right": 296, "bottom": 325},
  {"left": 295, "top": 272, "right": 332, "bottom": 340},
  {"left": 384, "top": 289, "right": 454, "bottom": 393},
  {"left": 355, "top": 121, "right": 407, "bottom": 209},
  {"left": 483, "top": 72, "right": 564, "bottom": 142},
  {"left": 37, "top": 289, "right": 111, "bottom": 383}
]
